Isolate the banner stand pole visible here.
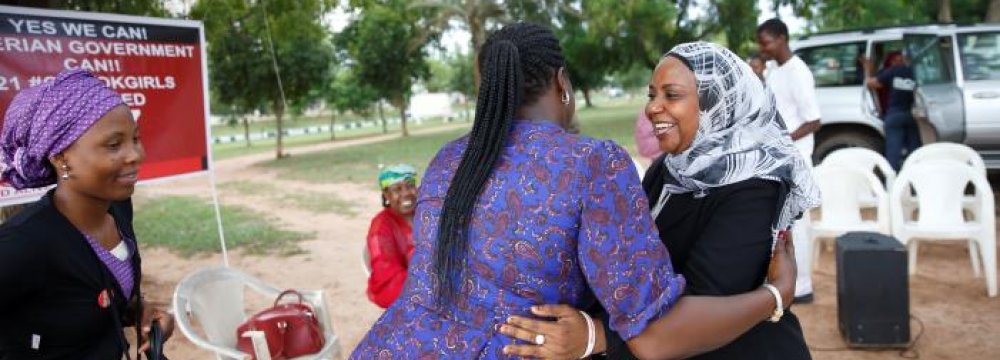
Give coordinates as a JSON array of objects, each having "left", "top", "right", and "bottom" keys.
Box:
[{"left": 207, "top": 168, "right": 229, "bottom": 267}]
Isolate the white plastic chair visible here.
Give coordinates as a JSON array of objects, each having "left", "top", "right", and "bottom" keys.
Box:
[
  {"left": 902, "top": 142, "right": 986, "bottom": 175},
  {"left": 822, "top": 148, "right": 896, "bottom": 207},
  {"left": 902, "top": 143, "right": 986, "bottom": 212},
  {"left": 362, "top": 245, "right": 372, "bottom": 276},
  {"left": 890, "top": 160, "right": 997, "bottom": 297},
  {"left": 809, "top": 164, "right": 891, "bottom": 269},
  {"left": 902, "top": 143, "right": 988, "bottom": 268},
  {"left": 173, "top": 267, "right": 341, "bottom": 359}
]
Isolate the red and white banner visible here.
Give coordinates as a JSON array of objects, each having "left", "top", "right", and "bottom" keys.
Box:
[{"left": 0, "top": 6, "right": 210, "bottom": 206}]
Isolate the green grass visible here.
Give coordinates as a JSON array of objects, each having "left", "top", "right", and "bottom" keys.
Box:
[
  {"left": 219, "top": 180, "right": 359, "bottom": 217},
  {"left": 212, "top": 117, "right": 469, "bottom": 160},
  {"left": 280, "top": 192, "right": 359, "bottom": 217},
  {"left": 260, "top": 99, "right": 645, "bottom": 185},
  {"left": 133, "top": 195, "right": 311, "bottom": 256}
]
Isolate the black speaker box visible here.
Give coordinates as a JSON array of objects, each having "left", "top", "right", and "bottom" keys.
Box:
[{"left": 836, "top": 231, "right": 910, "bottom": 348}]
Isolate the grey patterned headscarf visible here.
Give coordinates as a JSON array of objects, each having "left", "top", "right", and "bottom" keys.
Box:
[{"left": 661, "top": 42, "right": 820, "bottom": 231}]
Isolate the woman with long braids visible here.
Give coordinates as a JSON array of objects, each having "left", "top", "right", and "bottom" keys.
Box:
[{"left": 351, "top": 24, "right": 799, "bottom": 359}]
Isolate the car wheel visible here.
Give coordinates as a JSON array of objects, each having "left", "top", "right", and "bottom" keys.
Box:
[{"left": 813, "top": 130, "right": 884, "bottom": 164}]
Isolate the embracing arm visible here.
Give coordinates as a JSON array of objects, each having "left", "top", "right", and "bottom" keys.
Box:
[
  {"left": 504, "top": 237, "right": 794, "bottom": 360},
  {"left": 502, "top": 145, "right": 796, "bottom": 360}
]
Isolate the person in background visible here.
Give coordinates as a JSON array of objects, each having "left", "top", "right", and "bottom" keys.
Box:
[
  {"left": 0, "top": 69, "right": 174, "bottom": 360},
  {"left": 635, "top": 110, "right": 663, "bottom": 160},
  {"left": 757, "top": 17, "right": 822, "bottom": 304},
  {"left": 864, "top": 51, "right": 919, "bottom": 170},
  {"left": 747, "top": 53, "right": 767, "bottom": 83},
  {"left": 365, "top": 164, "right": 418, "bottom": 308}
]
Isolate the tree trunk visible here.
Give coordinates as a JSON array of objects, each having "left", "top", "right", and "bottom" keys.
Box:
[
  {"left": 939, "top": 0, "right": 953, "bottom": 22},
  {"left": 987, "top": 0, "right": 1000, "bottom": 22},
  {"left": 582, "top": 88, "right": 594, "bottom": 108},
  {"left": 399, "top": 100, "right": 409, "bottom": 137},
  {"left": 470, "top": 19, "right": 485, "bottom": 92},
  {"left": 329, "top": 112, "right": 337, "bottom": 141},
  {"left": 378, "top": 101, "right": 387, "bottom": 134},
  {"left": 274, "top": 102, "right": 285, "bottom": 159},
  {"left": 242, "top": 116, "right": 251, "bottom": 147},
  {"left": 465, "top": 94, "right": 472, "bottom": 122}
]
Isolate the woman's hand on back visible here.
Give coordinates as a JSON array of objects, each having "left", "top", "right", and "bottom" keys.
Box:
[{"left": 499, "top": 305, "right": 596, "bottom": 359}]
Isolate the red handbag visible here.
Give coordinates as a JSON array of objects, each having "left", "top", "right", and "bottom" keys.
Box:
[{"left": 236, "top": 290, "right": 325, "bottom": 360}]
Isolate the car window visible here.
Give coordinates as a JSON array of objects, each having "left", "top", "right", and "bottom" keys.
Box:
[
  {"left": 796, "top": 42, "right": 865, "bottom": 87},
  {"left": 905, "top": 34, "right": 954, "bottom": 85},
  {"left": 958, "top": 32, "right": 1000, "bottom": 81}
]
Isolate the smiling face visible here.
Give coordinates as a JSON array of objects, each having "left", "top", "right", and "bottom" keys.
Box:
[
  {"left": 383, "top": 178, "right": 417, "bottom": 216},
  {"left": 756, "top": 30, "right": 786, "bottom": 62},
  {"left": 645, "top": 56, "right": 701, "bottom": 155},
  {"left": 51, "top": 105, "right": 145, "bottom": 201}
]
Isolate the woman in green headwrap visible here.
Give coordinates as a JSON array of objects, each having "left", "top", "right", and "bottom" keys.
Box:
[{"left": 365, "top": 164, "right": 418, "bottom": 308}]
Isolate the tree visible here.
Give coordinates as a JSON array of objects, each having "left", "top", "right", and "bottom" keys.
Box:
[
  {"left": 411, "top": 0, "right": 508, "bottom": 89},
  {"left": 326, "top": 67, "right": 378, "bottom": 140},
  {"left": 191, "top": 0, "right": 263, "bottom": 148},
  {"left": 424, "top": 59, "right": 454, "bottom": 93},
  {"left": 447, "top": 51, "right": 476, "bottom": 121},
  {"left": 557, "top": 5, "right": 609, "bottom": 108},
  {"left": 776, "top": 0, "right": 994, "bottom": 32},
  {"left": 989, "top": 0, "right": 1000, "bottom": 22},
  {"left": 193, "top": 0, "right": 334, "bottom": 159},
  {"left": 939, "top": 0, "right": 954, "bottom": 22},
  {"left": 6, "top": 0, "right": 168, "bottom": 16},
  {"left": 548, "top": 0, "right": 684, "bottom": 107},
  {"left": 713, "top": 0, "right": 761, "bottom": 55},
  {"left": 339, "top": 0, "right": 435, "bottom": 137}
]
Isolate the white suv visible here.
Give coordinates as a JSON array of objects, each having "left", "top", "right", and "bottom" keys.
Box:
[
  {"left": 905, "top": 25, "right": 1000, "bottom": 167},
  {"left": 791, "top": 24, "right": 1000, "bottom": 167}
]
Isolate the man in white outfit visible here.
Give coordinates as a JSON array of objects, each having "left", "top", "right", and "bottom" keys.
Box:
[{"left": 757, "top": 18, "right": 821, "bottom": 304}]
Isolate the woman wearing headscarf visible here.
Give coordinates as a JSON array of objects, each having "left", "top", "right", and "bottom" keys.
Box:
[
  {"left": 0, "top": 69, "right": 174, "bottom": 359},
  {"left": 351, "top": 24, "right": 801, "bottom": 360},
  {"left": 366, "top": 164, "right": 418, "bottom": 308},
  {"left": 502, "top": 42, "right": 818, "bottom": 359}
]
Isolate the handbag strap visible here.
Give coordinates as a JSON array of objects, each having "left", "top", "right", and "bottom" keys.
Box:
[{"left": 274, "top": 289, "right": 305, "bottom": 306}]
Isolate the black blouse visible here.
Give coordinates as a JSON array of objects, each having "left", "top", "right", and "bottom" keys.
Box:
[
  {"left": 0, "top": 190, "right": 142, "bottom": 360},
  {"left": 599, "top": 156, "right": 811, "bottom": 360}
]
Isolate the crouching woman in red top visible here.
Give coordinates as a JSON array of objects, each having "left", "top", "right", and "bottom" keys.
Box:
[{"left": 365, "top": 164, "right": 418, "bottom": 308}]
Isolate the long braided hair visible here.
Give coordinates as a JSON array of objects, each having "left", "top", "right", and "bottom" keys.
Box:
[{"left": 433, "top": 22, "right": 566, "bottom": 304}]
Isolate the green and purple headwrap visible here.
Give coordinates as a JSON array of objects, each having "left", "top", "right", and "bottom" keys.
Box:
[
  {"left": 378, "top": 164, "right": 418, "bottom": 189},
  {"left": 1, "top": 69, "right": 124, "bottom": 189}
]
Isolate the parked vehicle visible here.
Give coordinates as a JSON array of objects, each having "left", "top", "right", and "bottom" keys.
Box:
[
  {"left": 905, "top": 25, "right": 1000, "bottom": 167},
  {"left": 790, "top": 24, "right": 1000, "bottom": 167}
]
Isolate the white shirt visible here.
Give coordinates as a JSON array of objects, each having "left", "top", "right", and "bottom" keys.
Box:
[{"left": 765, "top": 55, "right": 821, "bottom": 158}]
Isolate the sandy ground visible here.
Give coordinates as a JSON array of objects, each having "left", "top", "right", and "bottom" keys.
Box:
[{"left": 134, "top": 129, "right": 999, "bottom": 359}]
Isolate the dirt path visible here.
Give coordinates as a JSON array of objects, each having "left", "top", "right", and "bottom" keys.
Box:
[{"left": 136, "top": 124, "right": 998, "bottom": 359}]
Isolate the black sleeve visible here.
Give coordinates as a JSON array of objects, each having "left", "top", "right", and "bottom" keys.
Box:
[
  {"left": 684, "top": 181, "right": 780, "bottom": 295},
  {"left": 0, "top": 228, "right": 44, "bottom": 311}
]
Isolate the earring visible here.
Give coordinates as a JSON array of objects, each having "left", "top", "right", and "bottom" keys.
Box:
[
  {"left": 561, "top": 91, "right": 570, "bottom": 105},
  {"left": 60, "top": 163, "right": 70, "bottom": 180}
]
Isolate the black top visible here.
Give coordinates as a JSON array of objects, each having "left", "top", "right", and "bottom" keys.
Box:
[
  {"left": 599, "top": 156, "right": 811, "bottom": 360},
  {"left": 876, "top": 65, "right": 916, "bottom": 114},
  {"left": 0, "top": 190, "right": 143, "bottom": 360}
]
